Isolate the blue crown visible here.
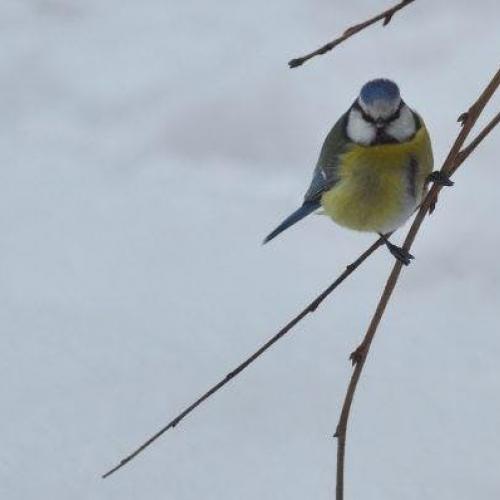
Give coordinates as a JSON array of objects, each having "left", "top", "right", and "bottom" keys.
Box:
[{"left": 360, "top": 79, "right": 400, "bottom": 105}]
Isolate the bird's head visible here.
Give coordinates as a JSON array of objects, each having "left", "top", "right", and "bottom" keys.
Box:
[
  {"left": 358, "top": 79, "right": 402, "bottom": 125},
  {"left": 347, "top": 78, "right": 417, "bottom": 145}
]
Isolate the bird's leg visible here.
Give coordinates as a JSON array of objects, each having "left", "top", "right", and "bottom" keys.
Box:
[
  {"left": 426, "top": 171, "right": 454, "bottom": 187},
  {"left": 378, "top": 233, "right": 414, "bottom": 266}
]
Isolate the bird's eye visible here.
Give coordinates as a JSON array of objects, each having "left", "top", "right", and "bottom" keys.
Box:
[{"left": 354, "top": 100, "right": 404, "bottom": 126}]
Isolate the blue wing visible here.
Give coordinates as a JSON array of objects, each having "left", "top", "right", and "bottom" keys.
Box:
[
  {"left": 263, "top": 201, "right": 320, "bottom": 244},
  {"left": 263, "top": 113, "right": 350, "bottom": 244}
]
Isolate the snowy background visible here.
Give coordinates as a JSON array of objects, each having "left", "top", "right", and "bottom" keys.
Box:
[{"left": 1, "top": 1, "right": 499, "bottom": 499}]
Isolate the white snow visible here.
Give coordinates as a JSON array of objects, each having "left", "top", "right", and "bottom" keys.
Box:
[{"left": 1, "top": 1, "right": 499, "bottom": 499}]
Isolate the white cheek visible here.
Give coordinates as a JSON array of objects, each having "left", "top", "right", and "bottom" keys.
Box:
[
  {"left": 386, "top": 106, "right": 416, "bottom": 142},
  {"left": 346, "top": 109, "right": 375, "bottom": 145}
]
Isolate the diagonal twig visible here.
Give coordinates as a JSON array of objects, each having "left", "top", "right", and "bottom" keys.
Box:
[
  {"left": 288, "top": 0, "right": 416, "bottom": 68},
  {"left": 333, "top": 67, "right": 500, "bottom": 500},
  {"left": 102, "top": 93, "right": 500, "bottom": 482},
  {"left": 455, "top": 111, "right": 500, "bottom": 169},
  {"left": 102, "top": 237, "right": 385, "bottom": 478}
]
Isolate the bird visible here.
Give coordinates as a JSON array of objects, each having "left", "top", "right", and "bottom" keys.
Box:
[{"left": 263, "top": 78, "right": 452, "bottom": 264}]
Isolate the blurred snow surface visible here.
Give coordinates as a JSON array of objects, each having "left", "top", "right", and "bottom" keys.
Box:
[{"left": 1, "top": 1, "right": 499, "bottom": 499}]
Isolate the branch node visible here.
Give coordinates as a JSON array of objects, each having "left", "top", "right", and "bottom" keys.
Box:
[
  {"left": 334, "top": 422, "right": 345, "bottom": 439},
  {"left": 349, "top": 344, "right": 367, "bottom": 365},
  {"left": 383, "top": 13, "right": 394, "bottom": 26},
  {"left": 342, "top": 26, "right": 357, "bottom": 37},
  {"left": 308, "top": 300, "right": 321, "bottom": 312},
  {"left": 457, "top": 111, "right": 469, "bottom": 126}
]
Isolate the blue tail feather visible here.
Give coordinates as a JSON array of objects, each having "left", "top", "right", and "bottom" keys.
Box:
[{"left": 263, "top": 201, "right": 320, "bottom": 244}]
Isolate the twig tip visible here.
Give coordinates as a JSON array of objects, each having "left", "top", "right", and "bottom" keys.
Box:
[
  {"left": 287, "top": 0, "right": 416, "bottom": 68},
  {"left": 288, "top": 58, "right": 303, "bottom": 69}
]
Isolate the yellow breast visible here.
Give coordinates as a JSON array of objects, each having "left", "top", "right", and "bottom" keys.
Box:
[{"left": 320, "top": 126, "right": 433, "bottom": 233}]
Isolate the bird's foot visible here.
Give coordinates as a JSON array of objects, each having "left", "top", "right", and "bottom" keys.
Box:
[
  {"left": 427, "top": 171, "right": 454, "bottom": 187},
  {"left": 386, "top": 242, "right": 414, "bottom": 266}
]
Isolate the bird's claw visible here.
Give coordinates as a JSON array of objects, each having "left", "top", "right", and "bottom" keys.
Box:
[
  {"left": 427, "top": 171, "right": 454, "bottom": 187},
  {"left": 387, "top": 242, "right": 414, "bottom": 266}
]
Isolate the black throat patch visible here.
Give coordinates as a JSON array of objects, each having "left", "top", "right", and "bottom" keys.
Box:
[{"left": 373, "top": 128, "right": 400, "bottom": 145}]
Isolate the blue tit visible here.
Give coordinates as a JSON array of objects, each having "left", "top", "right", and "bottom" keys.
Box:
[{"left": 263, "top": 78, "right": 451, "bottom": 264}]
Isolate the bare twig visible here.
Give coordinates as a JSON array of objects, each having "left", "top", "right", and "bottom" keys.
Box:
[
  {"left": 288, "top": 0, "right": 416, "bottom": 68},
  {"left": 102, "top": 237, "right": 385, "bottom": 478},
  {"left": 455, "top": 111, "right": 500, "bottom": 169},
  {"left": 102, "top": 103, "right": 499, "bottom": 486},
  {"left": 103, "top": 97, "right": 500, "bottom": 482},
  {"left": 334, "top": 67, "right": 500, "bottom": 500}
]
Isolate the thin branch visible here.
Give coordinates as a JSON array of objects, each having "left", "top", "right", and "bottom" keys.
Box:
[
  {"left": 455, "top": 111, "right": 500, "bottom": 169},
  {"left": 102, "top": 98, "right": 500, "bottom": 482},
  {"left": 102, "top": 237, "right": 385, "bottom": 478},
  {"left": 102, "top": 82, "right": 500, "bottom": 483},
  {"left": 334, "top": 67, "right": 500, "bottom": 500},
  {"left": 288, "top": 0, "right": 416, "bottom": 69}
]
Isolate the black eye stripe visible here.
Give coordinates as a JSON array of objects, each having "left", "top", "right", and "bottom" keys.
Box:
[{"left": 353, "top": 100, "right": 404, "bottom": 124}]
